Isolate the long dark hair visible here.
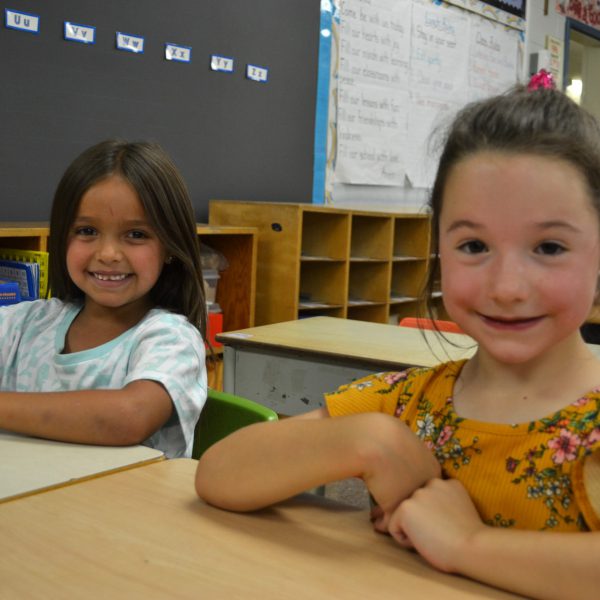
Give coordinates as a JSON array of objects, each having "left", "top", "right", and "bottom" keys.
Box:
[
  {"left": 422, "top": 86, "right": 600, "bottom": 322},
  {"left": 49, "top": 139, "right": 207, "bottom": 338}
]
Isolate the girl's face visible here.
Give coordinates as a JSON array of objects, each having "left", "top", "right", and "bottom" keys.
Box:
[
  {"left": 439, "top": 151, "right": 600, "bottom": 365},
  {"left": 66, "top": 175, "right": 167, "bottom": 318}
]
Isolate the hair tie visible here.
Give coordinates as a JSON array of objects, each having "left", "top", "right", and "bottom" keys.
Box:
[{"left": 527, "top": 69, "right": 555, "bottom": 91}]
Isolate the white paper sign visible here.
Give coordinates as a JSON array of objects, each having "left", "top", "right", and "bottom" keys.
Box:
[
  {"left": 335, "top": 0, "right": 411, "bottom": 185},
  {"left": 409, "top": 3, "right": 470, "bottom": 101},
  {"left": 333, "top": 0, "right": 520, "bottom": 190},
  {"left": 404, "top": 93, "right": 460, "bottom": 188},
  {"left": 468, "top": 17, "right": 519, "bottom": 100},
  {"left": 246, "top": 64, "right": 269, "bottom": 83},
  {"left": 116, "top": 32, "right": 144, "bottom": 54},
  {"left": 5, "top": 9, "right": 39, "bottom": 34},
  {"left": 165, "top": 43, "right": 191, "bottom": 63},
  {"left": 210, "top": 55, "right": 234, "bottom": 73},
  {"left": 64, "top": 22, "right": 95, "bottom": 44}
]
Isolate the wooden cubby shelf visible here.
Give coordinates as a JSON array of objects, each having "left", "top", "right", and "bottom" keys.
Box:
[{"left": 208, "top": 201, "right": 436, "bottom": 326}]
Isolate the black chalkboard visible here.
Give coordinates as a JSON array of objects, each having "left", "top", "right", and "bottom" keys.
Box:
[{"left": 0, "top": 0, "right": 320, "bottom": 221}]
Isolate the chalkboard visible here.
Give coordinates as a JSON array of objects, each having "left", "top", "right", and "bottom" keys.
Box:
[{"left": 0, "top": 1, "right": 321, "bottom": 221}]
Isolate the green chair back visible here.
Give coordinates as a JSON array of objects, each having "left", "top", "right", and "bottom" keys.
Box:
[{"left": 192, "top": 388, "right": 278, "bottom": 459}]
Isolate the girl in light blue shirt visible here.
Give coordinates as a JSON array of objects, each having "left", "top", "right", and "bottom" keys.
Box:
[{"left": 0, "top": 140, "right": 207, "bottom": 458}]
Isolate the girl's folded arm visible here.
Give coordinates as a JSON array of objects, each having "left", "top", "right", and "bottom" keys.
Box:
[
  {"left": 390, "top": 478, "right": 600, "bottom": 600},
  {"left": 195, "top": 410, "right": 441, "bottom": 513},
  {"left": 454, "top": 524, "right": 600, "bottom": 600},
  {"left": 0, "top": 379, "right": 173, "bottom": 446}
]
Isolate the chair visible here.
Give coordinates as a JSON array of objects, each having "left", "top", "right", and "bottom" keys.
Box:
[
  {"left": 398, "top": 317, "right": 464, "bottom": 334},
  {"left": 192, "top": 388, "right": 278, "bottom": 460}
]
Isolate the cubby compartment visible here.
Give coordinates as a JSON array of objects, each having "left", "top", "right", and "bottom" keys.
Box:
[
  {"left": 298, "top": 306, "right": 345, "bottom": 318},
  {"left": 391, "top": 260, "right": 428, "bottom": 301},
  {"left": 347, "top": 304, "right": 388, "bottom": 323},
  {"left": 0, "top": 224, "right": 49, "bottom": 252},
  {"left": 350, "top": 215, "right": 392, "bottom": 261},
  {"left": 348, "top": 261, "right": 389, "bottom": 306},
  {"left": 299, "top": 261, "right": 347, "bottom": 312},
  {"left": 389, "top": 301, "right": 423, "bottom": 325},
  {"left": 393, "top": 217, "right": 430, "bottom": 259},
  {"left": 301, "top": 212, "right": 349, "bottom": 260}
]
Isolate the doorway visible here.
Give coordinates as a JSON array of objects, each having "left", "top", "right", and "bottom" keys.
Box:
[{"left": 565, "top": 19, "right": 600, "bottom": 121}]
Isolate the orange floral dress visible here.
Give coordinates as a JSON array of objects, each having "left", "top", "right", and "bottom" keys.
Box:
[{"left": 325, "top": 360, "right": 600, "bottom": 531}]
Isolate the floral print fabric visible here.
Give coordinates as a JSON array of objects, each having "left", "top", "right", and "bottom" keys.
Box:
[{"left": 325, "top": 360, "right": 600, "bottom": 531}]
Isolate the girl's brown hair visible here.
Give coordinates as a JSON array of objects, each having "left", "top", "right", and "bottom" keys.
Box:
[{"left": 49, "top": 139, "right": 207, "bottom": 338}]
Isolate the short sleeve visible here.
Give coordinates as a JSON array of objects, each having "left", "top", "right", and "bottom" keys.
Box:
[
  {"left": 0, "top": 299, "right": 71, "bottom": 390},
  {"left": 325, "top": 369, "right": 419, "bottom": 418},
  {"left": 0, "top": 302, "right": 28, "bottom": 373},
  {"left": 125, "top": 312, "right": 207, "bottom": 458},
  {"left": 572, "top": 449, "right": 600, "bottom": 531}
]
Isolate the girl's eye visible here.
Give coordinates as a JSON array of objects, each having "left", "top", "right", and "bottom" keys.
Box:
[
  {"left": 75, "top": 226, "right": 96, "bottom": 236},
  {"left": 536, "top": 242, "right": 566, "bottom": 256},
  {"left": 127, "top": 230, "right": 148, "bottom": 240},
  {"left": 458, "top": 240, "right": 488, "bottom": 254}
]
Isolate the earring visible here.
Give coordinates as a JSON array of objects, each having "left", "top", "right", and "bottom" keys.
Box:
[{"left": 165, "top": 256, "right": 174, "bottom": 264}]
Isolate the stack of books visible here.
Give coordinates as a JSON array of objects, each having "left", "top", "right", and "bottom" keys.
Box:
[{"left": 0, "top": 248, "right": 49, "bottom": 306}]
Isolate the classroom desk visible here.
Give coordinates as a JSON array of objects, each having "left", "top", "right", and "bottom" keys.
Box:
[
  {"left": 0, "top": 458, "right": 522, "bottom": 599},
  {"left": 218, "top": 316, "right": 476, "bottom": 415},
  {"left": 219, "top": 317, "right": 600, "bottom": 415},
  {"left": 0, "top": 430, "right": 164, "bottom": 503}
]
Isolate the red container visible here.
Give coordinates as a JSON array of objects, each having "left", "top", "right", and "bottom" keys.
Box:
[{"left": 207, "top": 311, "right": 223, "bottom": 348}]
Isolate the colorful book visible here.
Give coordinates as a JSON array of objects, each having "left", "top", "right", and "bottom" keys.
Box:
[
  {"left": 0, "top": 279, "right": 21, "bottom": 305},
  {"left": 0, "top": 260, "right": 39, "bottom": 301},
  {"left": 0, "top": 248, "right": 49, "bottom": 298}
]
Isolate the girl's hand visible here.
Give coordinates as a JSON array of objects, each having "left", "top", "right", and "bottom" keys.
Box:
[
  {"left": 387, "top": 478, "right": 485, "bottom": 573},
  {"left": 357, "top": 415, "right": 441, "bottom": 533}
]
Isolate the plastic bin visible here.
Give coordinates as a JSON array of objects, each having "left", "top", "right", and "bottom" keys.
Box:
[
  {"left": 203, "top": 269, "right": 220, "bottom": 306},
  {"left": 207, "top": 310, "right": 223, "bottom": 348}
]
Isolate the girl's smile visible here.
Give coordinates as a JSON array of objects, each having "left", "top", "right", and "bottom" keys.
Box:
[
  {"left": 478, "top": 313, "right": 545, "bottom": 331},
  {"left": 91, "top": 271, "right": 130, "bottom": 282}
]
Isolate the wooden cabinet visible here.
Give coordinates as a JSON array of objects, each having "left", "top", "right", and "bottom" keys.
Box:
[
  {"left": 0, "top": 223, "right": 50, "bottom": 251},
  {"left": 209, "top": 201, "right": 434, "bottom": 326},
  {"left": 0, "top": 222, "right": 257, "bottom": 333},
  {"left": 194, "top": 225, "right": 257, "bottom": 332}
]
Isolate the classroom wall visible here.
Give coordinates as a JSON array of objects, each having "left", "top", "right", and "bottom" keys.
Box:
[
  {"left": 0, "top": 0, "right": 321, "bottom": 222},
  {"left": 525, "top": 0, "right": 567, "bottom": 66}
]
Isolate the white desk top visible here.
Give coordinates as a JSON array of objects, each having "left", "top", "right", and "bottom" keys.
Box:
[
  {"left": 218, "top": 316, "right": 476, "bottom": 368},
  {"left": 0, "top": 430, "right": 164, "bottom": 503},
  {"left": 0, "top": 459, "right": 521, "bottom": 599}
]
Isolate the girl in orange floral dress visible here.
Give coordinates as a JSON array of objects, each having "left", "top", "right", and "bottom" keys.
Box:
[{"left": 196, "top": 83, "right": 600, "bottom": 599}]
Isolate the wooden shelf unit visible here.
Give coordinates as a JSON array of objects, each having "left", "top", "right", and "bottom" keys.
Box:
[
  {"left": 208, "top": 201, "right": 434, "bottom": 326},
  {"left": 0, "top": 222, "right": 257, "bottom": 333}
]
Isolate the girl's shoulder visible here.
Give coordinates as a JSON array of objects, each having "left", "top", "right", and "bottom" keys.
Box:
[
  {"left": 131, "top": 308, "right": 204, "bottom": 349},
  {"left": 331, "top": 360, "right": 464, "bottom": 397},
  {"left": 139, "top": 308, "right": 200, "bottom": 333},
  {"left": 325, "top": 361, "right": 464, "bottom": 417},
  {"left": 124, "top": 308, "right": 205, "bottom": 369},
  {"left": 0, "top": 297, "right": 76, "bottom": 325}
]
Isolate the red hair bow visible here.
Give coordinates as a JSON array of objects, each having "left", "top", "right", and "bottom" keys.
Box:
[{"left": 527, "top": 69, "right": 555, "bottom": 91}]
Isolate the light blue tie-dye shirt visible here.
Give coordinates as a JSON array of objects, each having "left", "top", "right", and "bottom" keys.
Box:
[{"left": 0, "top": 298, "right": 207, "bottom": 458}]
